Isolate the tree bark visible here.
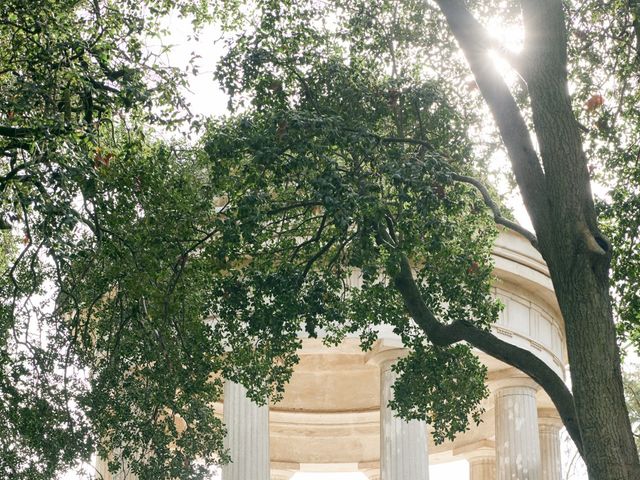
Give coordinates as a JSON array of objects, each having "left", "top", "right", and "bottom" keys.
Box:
[
  {"left": 550, "top": 252, "right": 639, "bottom": 478},
  {"left": 433, "top": 1, "right": 640, "bottom": 478}
]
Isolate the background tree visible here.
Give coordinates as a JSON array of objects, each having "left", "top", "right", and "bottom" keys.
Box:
[
  {"left": 3, "top": 1, "right": 640, "bottom": 479},
  {"left": 568, "top": 1, "right": 640, "bottom": 355},
  {"left": 0, "top": 1, "right": 241, "bottom": 478}
]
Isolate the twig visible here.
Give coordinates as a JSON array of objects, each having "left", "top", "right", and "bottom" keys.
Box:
[{"left": 451, "top": 173, "right": 539, "bottom": 251}]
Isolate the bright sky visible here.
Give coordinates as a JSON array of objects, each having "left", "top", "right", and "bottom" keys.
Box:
[{"left": 290, "top": 462, "right": 469, "bottom": 480}]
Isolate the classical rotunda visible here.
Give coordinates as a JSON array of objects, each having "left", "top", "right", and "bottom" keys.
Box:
[
  {"left": 218, "top": 230, "right": 566, "bottom": 480},
  {"left": 98, "top": 230, "right": 567, "bottom": 480}
]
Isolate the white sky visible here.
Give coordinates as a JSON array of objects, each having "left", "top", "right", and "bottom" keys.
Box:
[{"left": 206, "top": 462, "right": 469, "bottom": 480}]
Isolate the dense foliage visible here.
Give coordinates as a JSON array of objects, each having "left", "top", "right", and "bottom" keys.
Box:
[
  {"left": 0, "top": 1, "right": 233, "bottom": 478},
  {"left": 0, "top": 1, "right": 504, "bottom": 478},
  {"left": 566, "top": 1, "right": 640, "bottom": 350},
  {"left": 205, "top": 0, "right": 509, "bottom": 442}
]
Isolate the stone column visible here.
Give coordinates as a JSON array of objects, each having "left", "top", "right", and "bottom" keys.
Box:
[
  {"left": 467, "top": 448, "right": 496, "bottom": 480},
  {"left": 222, "top": 381, "right": 270, "bottom": 480},
  {"left": 538, "top": 411, "right": 563, "bottom": 480},
  {"left": 94, "top": 450, "right": 137, "bottom": 480},
  {"left": 495, "top": 380, "right": 541, "bottom": 480},
  {"left": 379, "top": 357, "right": 430, "bottom": 480}
]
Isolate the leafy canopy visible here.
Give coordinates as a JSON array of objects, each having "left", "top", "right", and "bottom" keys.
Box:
[
  {"left": 0, "top": 1, "right": 233, "bottom": 478},
  {"left": 0, "top": 0, "right": 505, "bottom": 478},
  {"left": 205, "top": 0, "right": 501, "bottom": 442},
  {"left": 7, "top": 0, "right": 640, "bottom": 478}
]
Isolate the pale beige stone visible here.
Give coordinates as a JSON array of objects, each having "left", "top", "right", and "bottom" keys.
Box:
[
  {"left": 222, "top": 381, "right": 270, "bottom": 480},
  {"left": 495, "top": 384, "right": 542, "bottom": 480},
  {"left": 538, "top": 413, "right": 563, "bottom": 480}
]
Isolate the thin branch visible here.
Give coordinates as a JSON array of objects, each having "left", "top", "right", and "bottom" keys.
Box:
[
  {"left": 379, "top": 135, "right": 434, "bottom": 149},
  {"left": 0, "top": 124, "right": 69, "bottom": 140},
  {"left": 299, "top": 236, "right": 338, "bottom": 283},
  {"left": 290, "top": 214, "right": 328, "bottom": 261},
  {"left": 434, "top": 0, "right": 549, "bottom": 233},
  {"left": 0, "top": 125, "right": 38, "bottom": 138},
  {"left": 451, "top": 173, "right": 539, "bottom": 250}
]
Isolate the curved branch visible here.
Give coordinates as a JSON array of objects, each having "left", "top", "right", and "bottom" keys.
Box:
[
  {"left": 0, "top": 125, "right": 38, "bottom": 138},
  {"left": 0, "top": 162, "right": 30, "bottom": 191},
  {"left": 389, "top": 247, "right": 583, "bottom": 455},
  {"left": 451, "top": 173, "right": 539, "bottom": 251},
  {"left": 0, "top": 124, "right": 68, "bottom": 139}
]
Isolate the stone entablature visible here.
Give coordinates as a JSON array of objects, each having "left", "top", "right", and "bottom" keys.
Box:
[{"left": 492, "top": 286, "right": 565, "bottom": 377}]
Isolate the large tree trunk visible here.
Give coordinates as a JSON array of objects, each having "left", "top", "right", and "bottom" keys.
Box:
[
  {"left": 434, "top": 1, "right": 640, "bottom": 478},
  {"left": 549, "top": 252, "right": 639, "bottom": 478}
]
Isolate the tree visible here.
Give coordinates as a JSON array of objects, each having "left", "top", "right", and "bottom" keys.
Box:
[
  {"left": 3, "top": 1, "right": 640, "bottom": 479},
  {"left": 0, "top": 1, "right": 240, "bottom": 479},
  {"left": 624, "top": 367, "right": 640, "bottom": 453},
  {"left": 204, "top": 0, "right": 640, "bottom": 478},
  {"left": 434, "top": 2, "right": 639, "bottom": 477}
]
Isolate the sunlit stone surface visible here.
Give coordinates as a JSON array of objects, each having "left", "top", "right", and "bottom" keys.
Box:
[
  {"left": 379, "top": 358, "right": 429, "bottom": 480},
  {"left": 263, "top": 232, "right": 565, "bottom": 479},
  {"left": 468, "top": 453, "right": 496, "bottom": 480},
  {"left": 495, "top": 382, "right": 541, "bottom": 480},
  {"left": 538, "top": 412, "right": 563, "bottom": 480}
]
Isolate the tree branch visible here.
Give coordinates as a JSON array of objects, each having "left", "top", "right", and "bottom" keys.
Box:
[
  {"left": 520, "top": 0, "right": 596, "bottom": 239},
  {"left": 451, "top": 173, "right": 539, "bottom": 250},
  {"left": 0, "top": 125, "right": 38, "bottom": 138},
  {"left": 382, "top": 229, "right": 583, "bottom": 453},
  {"left": 434, "top": 0, "right": 550, "bottom": 234},
  {"left": 0, "top": 162, "right": 31, "bottom": 190},
  {"left": 0, "top": 124, "right": 68, "bottom": 139}
]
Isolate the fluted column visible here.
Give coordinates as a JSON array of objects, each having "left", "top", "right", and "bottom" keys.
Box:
[
  {"left": 222, "top": 381, "right": 270, "bottom": 480},
  {"left": 94, "top": 450, "right": 137, "bottom": 480},
  {"left": 538, "top": 412, "right": 563, "bottom": 480},
  {"left": 380, "top": 358, "right": 429, "bottom": 480},
  {"left": 467, "top": 448, "right": 496, "bottom": 480},
  {"left": 495, "top": 380, "right": 541, "bottom": 480}
]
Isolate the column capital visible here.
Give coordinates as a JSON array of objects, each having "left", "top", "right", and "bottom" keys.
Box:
[
  {"left": 365, "top": 340, "right": 408, "bottom": 370},
  {"left": 537, "top": 409, "right": 563, "bottom": 428},
  {"left": 359, "top": 463, "right": 381, "bottom": 480},
  {"left": 270, "top": 461, "right": 298, "bottom": 480},
  {"left": 490, "top": 367, "right": 541, "bottom": 392},
  {"left": 493, "top": 376, "right": 540, "bottom": 393},
  {"left": 455, "top": 441, "right": 496, "bottom": 462}
]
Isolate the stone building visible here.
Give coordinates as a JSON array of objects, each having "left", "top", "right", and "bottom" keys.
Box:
[
  {"left": 98, "top": 230, "right": 567, "bottom": 480},
  {"left": 221, "top": 230, "right": 565, "bottom": 480}
]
